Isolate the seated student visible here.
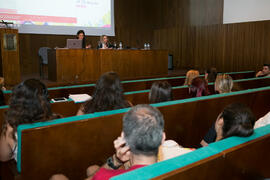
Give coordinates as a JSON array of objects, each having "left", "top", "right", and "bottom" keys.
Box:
[
  {"left": 0, "top": 89, "right": 5, "bottom": 106},
  {"left": 97, "top": 35, "right": 114, "bottom": 49},
  {"left": 214, "top": 74, "right": 233, "bottom": 94},
  {"left": 149, "top": 81, "right": 173, "bottom": 103},
  {"left": 254, "top": 111, "right": 270, "bottom": 129},
  {"left": 183, "top": 70, "right": 200, "bottom": 86},
  {"left": 189, "top": 77, "right": 209, "bottom": 97},
  {"left": 205, "top": 67, "right": 217, "bottom": 83},
  {"left": 77, "top": 72, "right": 131, "bottom": 115},
  {"left": 200, "top": 103, "right": 255, "bottom": 147},
  {"left": 0, "top": 77, "right": 6, "bottom": 90},
  {"left": 0, "top": 79, "right": 60, "bottom": 162},
  {"left": 256, "top": 64, "right": 270, "bottom": 77},
  {"left": 76, "top": 30, "right": 91, "bottom": 49}
]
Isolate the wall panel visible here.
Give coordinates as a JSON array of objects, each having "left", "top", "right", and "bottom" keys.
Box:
[{"left": 153, "top": 0, "right": 270, "bottom": 72}]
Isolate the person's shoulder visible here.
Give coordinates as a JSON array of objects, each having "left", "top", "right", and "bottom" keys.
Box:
[{"left": 92, "top": 168, "right": 127, "bottom": 180}]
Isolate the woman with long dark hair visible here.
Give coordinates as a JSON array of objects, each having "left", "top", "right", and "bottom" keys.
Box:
[
  {"left": 77, "top": 72, "right": 130, "bottom": 115},
  {"left": 200, "top": 103, "right": 255, "bottom": 147},
  {"left": 76, "top": 30, "right": 91, "bottom": 49},
  {"left": 0, "top": 79, "right": 60, "bottom": 161},
  {"left": 205, "top": 67, "right": 217, "bottom": 83},
  {"left": 149, "top": 81, "right": 173, "bottom": 103}
]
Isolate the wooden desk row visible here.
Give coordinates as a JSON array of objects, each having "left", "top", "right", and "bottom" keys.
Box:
[
  {"left": 115, "top": 126, "right": 270, "bottom": 180},
  {"left": 0, "top": 76, "right": 269, "bottom": 136},
  {"left": 2, "top": 85, "right": 270, "bottom": 180},
  {"left": 3, "top": 71, "right": 256, "bottom": 104},
  {"left": 48, "top": 49, "right": 169, "bottom": 82}
]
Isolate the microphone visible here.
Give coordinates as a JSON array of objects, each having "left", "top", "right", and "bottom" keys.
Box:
[{"left": 1, "top": 20, "right": 14, "bottom": 27}]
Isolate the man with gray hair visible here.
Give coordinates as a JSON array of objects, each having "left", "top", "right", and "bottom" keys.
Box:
[
  {"left": 91, "top": 104, "right": 166, "bottom": 180},
  {"left": 50, "top": 105, "right": 166, "bottom": 180}
]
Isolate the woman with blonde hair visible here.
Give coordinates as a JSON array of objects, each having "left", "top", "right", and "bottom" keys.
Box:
[
  {"left": 183, "top": 70, "right": 200, "bottom": 86},
  {"left": 215, "top": 74, "right": 233, "bottom": 94},
  {"left": 97, "top": 35, "right": 114, "bottom": 49}
]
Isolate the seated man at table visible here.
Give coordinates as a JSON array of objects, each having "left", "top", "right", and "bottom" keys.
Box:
[
  {"left": 256, "top": 64, "right": 270, "bottom": 77},
  {"left": 85, "top": 104, "right": 165, "bottom": 180}
]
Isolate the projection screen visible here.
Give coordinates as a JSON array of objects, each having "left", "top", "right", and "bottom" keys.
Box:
[
  {"left": 224, "top": 0, "right": 270, "bottom": 24},
  {"left": 0, "top": 0, "right": 115, "bottom": 36}
]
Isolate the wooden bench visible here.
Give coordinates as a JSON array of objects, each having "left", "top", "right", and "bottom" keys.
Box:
[
  {"left": 3, "top": 71, "right": 255, "bottom": 104},
  {"left": 2, "top": 86, "right": 268, "bottom": 180},
  {"left": 0, "top": 76, "right": 269, "bottom": 135},
  {"left": 113, "top": 125, "right": 270, "bottom": 180}
]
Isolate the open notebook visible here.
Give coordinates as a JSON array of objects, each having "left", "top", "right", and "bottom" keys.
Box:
[{"left": 69, "top": 94, "right": 92, "bottom": 103}]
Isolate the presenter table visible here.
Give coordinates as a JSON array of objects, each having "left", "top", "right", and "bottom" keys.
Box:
[{"left": 48, "top": 49, "right": 168, "bottom": 82}]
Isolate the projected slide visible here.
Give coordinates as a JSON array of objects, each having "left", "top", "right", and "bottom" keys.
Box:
[
  {"left": 0, "top": 0, "right": 114, "bottom": 35},
  {"left": 224, "top": 0, "right": 270, "bottom": 24}
]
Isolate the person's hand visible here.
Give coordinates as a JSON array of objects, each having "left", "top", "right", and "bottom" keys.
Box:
[
  {"left": 256, "top": 71, "right": 263, "bottom": 77},
  {"left": 86, "top": 44, "right": 91, "bottom": 49},
  {"left": 215, "top": 113, "right": 223, "bottom": 141},
  {"left": 113, "top": 133, "right": 131, "bottom": 163},
  {"left": 0, "top": 124, "right": 15, "bottom": 161}
]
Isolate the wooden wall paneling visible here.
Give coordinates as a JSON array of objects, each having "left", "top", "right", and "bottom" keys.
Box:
[{"left": 153, "top": 0, "right": 270, "bottom": 72}]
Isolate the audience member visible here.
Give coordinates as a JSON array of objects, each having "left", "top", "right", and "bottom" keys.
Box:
[
  {"left": 88, "top": 104, "right": 165, "bottom": 179},
  {"left": 256, "top": 64, "right": 270, "bottom": 77},
  {"left": 189, "top": 77, "right": 209, "bottom": 97},
  {"left": 0, "top": 77, "right": 6, "bottom": 90},
  {"left": 76, "top": 30, "right": 91, "bottom": 49},
  {"left": 205, "top": 67, "right": 217, "bottom": 83},
  {"left": 77, "top": 72, "right": 130, "bottom": 115},
  {"left": 52, "top": 105, "right": 166, "bottom": 180},
  {"left": 149, "top": 81, "right": 173, "bottom": 103},
  {"left": 215, "top": 74, "right": 233, "bottom": 94},
  {"left": 183, "top": 70, "right": 200, "bottom": 86},
  {"left": 0, "top": 79, "right": 60, "bottom": 162},
  {"left": 200, "top": 103, "right": 255, "bottom": 147},
  {"left": 0, "top": 89, "right": 5, "bottom": 106}
]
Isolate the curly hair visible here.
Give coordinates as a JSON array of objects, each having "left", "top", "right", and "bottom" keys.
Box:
[
  {"left": 83, "top": 72, "right": 130, "bottom": 114},
  {"left": 3, "top": 79, "right": 57, "bottom": 136}
]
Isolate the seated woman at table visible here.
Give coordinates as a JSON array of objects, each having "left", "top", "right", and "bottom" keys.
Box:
[
  {"left": 76, "top": 30, "right": 91, "bottom": 49},
  {"left": 97, "top": 35, "right": 114, "bottom": 49},
  {"left": 76, "top": 72, "right": 131, "bottom": 115}
]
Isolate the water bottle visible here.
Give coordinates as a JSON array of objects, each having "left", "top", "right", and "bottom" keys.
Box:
[
  {"left": 144, "top": 43, "right": 147, "bottom": 50},
  {"left": 147, "top": 43, "right": 150, "bottom": 50},
  {"left": 119, "top": 42, "right": 123, "bottom": 49},
  {"left": 114, "top": 42, "right": 117, "bottom": 49}
]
